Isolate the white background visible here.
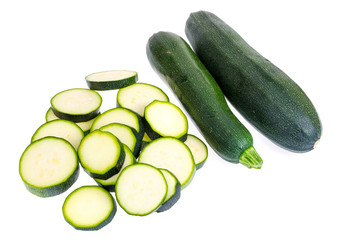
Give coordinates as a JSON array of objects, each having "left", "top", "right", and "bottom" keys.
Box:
[{"left": 1, "top": 0, "right": 361, "bottom": 239}]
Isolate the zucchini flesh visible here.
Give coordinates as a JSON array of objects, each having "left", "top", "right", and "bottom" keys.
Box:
[
  {"left": 51, "top": 88, "right": 102, "bottom": 122},
  {"left": 62, "top": 186, "right": 116, "bottom": 230},
  {"left": 85, "top": 70, "right": 138, "bottom": 91},
  {"left": 19, "top": 137, "right": 79, "bottom": 197},
  {"left": 116, "top": 83, "right": 169, "bottom": 117},
  {"left": 144, "top": 100, "right": 188, "bottom": 141},
  {"left": 156, "top": 169, "right": 181, "bottom": 213},
  {"left": 138, "top": 137, "right": 195, "bottom": 189},
  {"left": 115, "top": 163, "right": 167, "bottom": 216},
  {"left": 78, "top": 130, "right": 125, "bottom": 180},
  {"left": 184, "top": 134, "right": 208, "bottom": 170},
  {"left": 31, "top": 119, "right": 84, "bottom": 151},
  {"left": 146, "top": 31, "right": 263, "bottom": 168},
  {"left": 185, "top": 11, "right": 322, "bottom": 152}
]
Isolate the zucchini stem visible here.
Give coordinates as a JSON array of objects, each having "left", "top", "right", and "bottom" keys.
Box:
[{"left": 239, "top": 146, "right": 263, "bottom": 169}]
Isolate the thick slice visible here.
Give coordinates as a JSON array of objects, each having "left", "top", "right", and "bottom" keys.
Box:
[
  {"left": 94, "top": 145, "right": 135, "bottom": 192},
  {"left": 99, "top": 123, "right": 141, "bottom": 158},
  {"left": 146, "top": 31, "right": 262, "bottom": 168},
  {"left": 184, "top": 134, "right": 208, "bottom": 170},
  {"left": 115, "top": 163, "right": 167, "bottom": 216},
  {"left": 85, "top": 70, "right": 138, "bottom": 90},
  {"left": 19, "top": 137, "right": 79, "bottom": 197},
  {"left": 144, "top": 100, "right": 188, "bottom": 141},
  {"left": 46, "top": 107, "right": 97, "bottom": 134},
  {"left": 138, "top": 137, "right": 195, "bottom": 189},
  {"left": 62, "top": 186, "right": 116, "bottom": 231},
  {"left": 31, "top": 119, "right": 84, "bottom": 151},
  {"left": 78, "top": 130, "right": 125, "bottom": 180},
  {"left": 185, "top": 11, "right": 322, "bottom": 152},
  {"left": 156, "top": 169, "right": 181, "bottom": 213},
  {"left": 116, "top": 83, "right": 169, "bottom": 117},
  {"left": 90, "top": 107, "right": 144, "bottom": 139},
  {"left": 51, "top": 88, "right": 102, "bottom": 122}
]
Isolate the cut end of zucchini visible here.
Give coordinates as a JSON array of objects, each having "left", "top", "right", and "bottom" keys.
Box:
[
  {"left": 313, "top": 139, "right": 320, "bottom": 149},
  {"left": 239, "top": 146, "right": 263, "bottom": 169}
]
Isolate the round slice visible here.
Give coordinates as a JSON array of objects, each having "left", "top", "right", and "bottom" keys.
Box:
[
  {"left": 116, "top": 83, "right": 169, "bottom": 117},
  {"left": 144, "top": 100, "right": 188, "bottom": 141},
  {"left": 184, "top": 134, "right": 208, "bottom": 170},
  {"left": 51, "top": 88, "right": 102, "bottom": 122},
  {"left": 19, "top": 137, "right": 79, "bottom": 197},
  {"left": 31, "top": 119, "right": 84, "bottom": 151},
  {"left": 90, "top": 107, "right": 144, "bottom": 139},
  {"left": 85, "top": 70, "right": 138, "bottom": 90},
  {"left": 138, "top": 137, "right": 195, "bottom": 189},
  {"left": 78, "top": 130, "right": 125, "bottom": 180},
  {"left": 94, "top": 145, "right": 136, "bottom": 192},
  {"left": 46, "top": 107, "right": 98, "bottom": 134},
  {"left": 62, "top": 186, "right": 116, "bottom": 231},
  {"left": 115, "top": 163, "right": 167, "bottom": 216},
  {"left": 156, "top": 169, "right": 181, "bottom": 213},
  {"left": 99, "top": 123, "right": 141, "bottom": 158}
]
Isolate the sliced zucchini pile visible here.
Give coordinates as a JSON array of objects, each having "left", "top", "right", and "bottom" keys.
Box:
[{"left": 19, "top": 72, "right": 208, "bottom": 230}]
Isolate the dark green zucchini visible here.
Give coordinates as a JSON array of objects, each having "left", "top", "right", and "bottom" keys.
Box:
[
  {"left": 185, "top": 11, "right": 322, "bottom": 152},
  {"left": 146, "top": 31, "right": 262, "bottom": 168}
]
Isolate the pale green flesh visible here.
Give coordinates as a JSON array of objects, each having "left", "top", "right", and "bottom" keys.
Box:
[
  {"left": 100, "top": 123, "right": 137, "bottom": 152},
  {"left": 46, "top": 108, "right": 96, "bottom": 132},
  {"left": 159, "top": 169, "right": 178, "bottom": 202},
  {"left": 86, "top": 70, "right": 137, "bottom": 82},
  {"left": 184, "top": 134, "right": 208, "bottom": 166}
]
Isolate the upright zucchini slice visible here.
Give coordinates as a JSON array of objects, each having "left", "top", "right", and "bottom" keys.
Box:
[
  {"left": 19, "top": 137, "right": 79, "bottom": 197},
  {"left": 31, "top": 119, "right": 84, "bottom": 151},
  {"left": 138, "top": 137, "right": 195, "bottom": 189},
  {"left": 78, "top": 130, "right": 125, "bottom": 180},
  {"left": 51, "top": 88, "right": 102, "bottom": 122},
  {"left": 144, "top": 100, "right": 188, "bottom": 141},
  {"left": 156, "top": 169, "right": 181, "bottom": 213},
  {"left": 184, "top": 134, "right": 208, "bottom": 170},
  {"left": 90, "top": 107, "right": 144, "bottom": 139},
  {"left": 99, "top": 123, "right": 141, "bottom": 158},
  {"left": 62, "top": 186, "right": 116, "bottom": 231},
  {"left": 116, "top": 83, "right": 169, "bottom": 117},
  {"left": 94, "top": 145, "right": 136, "bottom": 192},
  {"left": 85, "top": 70, "right": 138, "bottom": 91},
  {"left": 115, "top": 163, "right": 167, "bottom": 216}
]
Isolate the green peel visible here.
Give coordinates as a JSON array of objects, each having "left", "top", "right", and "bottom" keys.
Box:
[{"left": 239, "top": 146, "right": 263, "bottom": 169}]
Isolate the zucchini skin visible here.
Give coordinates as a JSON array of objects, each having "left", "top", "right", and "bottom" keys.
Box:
[
  {"left": 146, "top": 31, "right": 262, "bottom": 168},
  {"left": 185, "top": 11, "right": 322, "bottom": 152}
]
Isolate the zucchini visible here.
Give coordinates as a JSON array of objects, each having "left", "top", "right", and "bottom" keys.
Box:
[
  {"left": 185, "top": 11, "right": 322, "bottom": 152},
  {"left": 146, "top": 31, "right": 263, "bottom": 168},
  {"left": 116, "top": 83, "right": 169, "bottom": 117},
  {"left": 78, "top": 130, "right": 125, "bottom": 180},
  {"left": 138, "top": 137, "right": 195, "bottom": 189},
  {"left": 144, "top": 100, "right": 188, "bottom": 141},
  {"left": 85, "top": 70, "right": 138, "bottom": 91},
  {"left": 184, "top": 134, "right": 208, "bottom": 170},
  {"left": 156, "top": 169, "right": 181, "bottom": 213},
  {"left": 51, "top": 88, "right": 102, "bottom": 122},
  {"left": 115, "top": 163, "right": 167, "bottom": 216},
  {"left": 62, "top": 186, "right": 116, "bottom": 230},
  {"left": 31, "top": 119, "right": 84, "bottom": 151},
  {"left": 19, "top": 137, "right": 79, "bottom": 197}
]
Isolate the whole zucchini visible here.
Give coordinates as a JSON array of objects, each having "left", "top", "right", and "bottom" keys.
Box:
[
  {"left": 146, "top": 31, "right": 262, "bottom": 169},
  {"left": 185, "top": 11, "right": 322, "bottom": 152}
]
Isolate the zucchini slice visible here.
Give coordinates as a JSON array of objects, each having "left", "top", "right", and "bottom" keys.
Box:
[
  {"left": 94, "top": 145, "right": 136, "bottom": 192},
  {"left": 99, "top": 123, "right": 141, "bottom": 158},
  {"left": 62, "top": 186, "right": 116, "bottom": 231},
  {"left": 31, "top": 119, "right": 84, "bottom": 151},
  {"left": 138, "top": 137, "right": 195, "bottom": 189},
  {"left": 85, "top": 70, "right": 138, "bottom": 90},
  {"left": 78, "top": 130, "right": 125, "bottom": 180},
  {"left": 184, "top": 134, "right": 208, "bottom": 170},
  {"left": 144, "top": 100, "right": 188, "bottom": 141},
  {"left": 116, "top": 83, "right": 169, "bottom": 117},
  {"left": 46, "top": 107, "right": 97, "bottom": 134},
  {"left": 156, "top": 169, "right": 181, "bottom": 213},
  {"left": 51, "top": 88, "right": 102, "bottom": 122},
  {"left": 115, "top": 163, "right": 167, "bottom": 216},
  {"left": 90, "top": 107, "right": 144, "bottom": 139},
  {"left": 19, "top": 137, "right": 79, "bottom": 197}
]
